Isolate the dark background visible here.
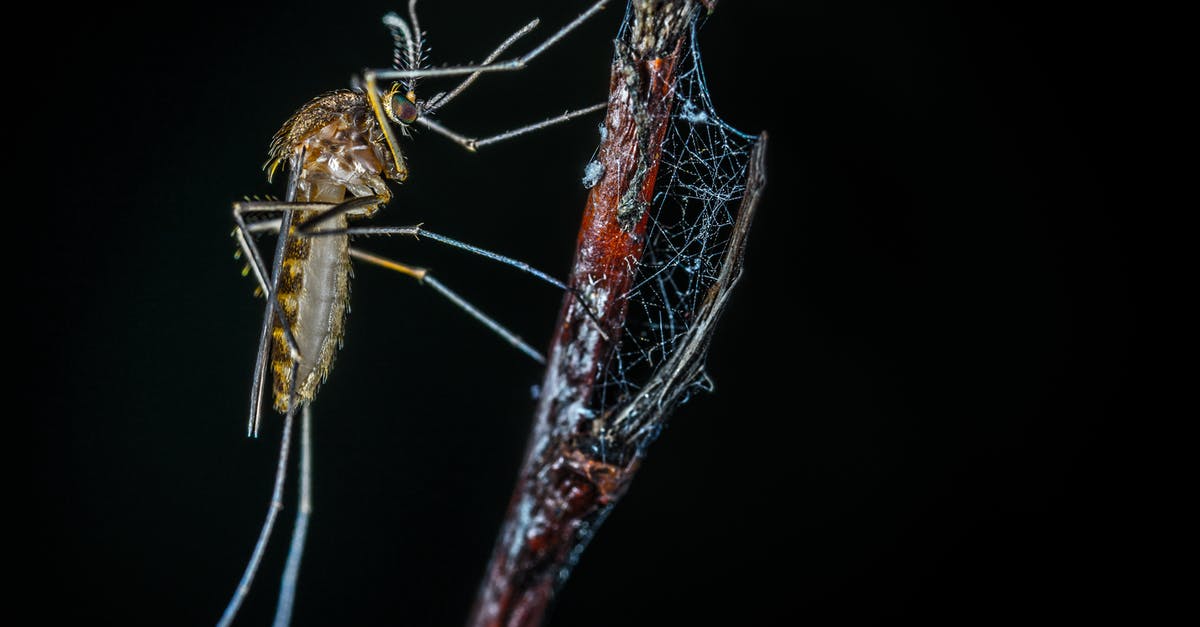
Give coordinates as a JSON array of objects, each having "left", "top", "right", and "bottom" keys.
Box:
[{"left": 27, "top": 1, "right": 1138, "bottom": 625}]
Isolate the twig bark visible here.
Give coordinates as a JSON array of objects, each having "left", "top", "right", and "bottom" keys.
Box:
[{"left": 467, "top": 2, "right": 765, "bottom": 625}]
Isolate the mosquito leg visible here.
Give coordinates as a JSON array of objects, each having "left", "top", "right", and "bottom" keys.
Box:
[
  {"left": 313, "top": 225, "right": 564, "bottom": 290},
  {"left": 365, "top": 1, "right": 608, "bottom": 82},
  {"left": 217, "top": 364, "right": 302, "bottom": 627},
  {"left": 296, "top": 195, "right": 388, "bottom": 233},
  {"left": 233, "top": 222, "right": 275, "bottom": 437},
  {"left": 233, "top": 204, "right": 304, "bottom": 436},
  {"left": 232, "top": 222, "right": 269, "bottom": 296},
  {"left": 235, "top": 196, "right": 391, "bottom": 236},
  {"left": 323, "top": 226, "right": 609, "bottom": 338},
  {"left": 313, "top": 224, "right": 609, "bottom": 339},
  {"left": 232, "top": 202, "right": 310, "bottom": 294},
  {"left": 343, "top": 231, "right": 612, "bottom": 342},
  {"left": 406, "top": 229, "right": 611, "bottom": 341},
  {"left": 233, "top": 203, "right": 308, "bottom": 354},
  {"left": 420, "top": 18, "right": 540, "bottom": 114},
  {"left": 416, "top": 103, "right": 606, "bottom": 152},
  {"left": 246, "top": 294, "right": 273, "bottom": 439},
  {"left": 273, "top": 402, "right": 312, "bottom": 627},
  {"left": 349, "top": 248, "right": 545, "bottom": 364}
]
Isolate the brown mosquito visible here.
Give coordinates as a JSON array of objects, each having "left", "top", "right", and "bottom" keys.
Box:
[{"left": 219, "top": 2, "right": 609, "bottom": 625}]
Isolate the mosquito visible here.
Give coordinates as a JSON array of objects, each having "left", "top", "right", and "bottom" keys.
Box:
[{"left": 219, "top": 2, "right": 609, "bottom": 625}]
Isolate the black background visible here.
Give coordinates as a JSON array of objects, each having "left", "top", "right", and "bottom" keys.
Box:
[{"left": 27, "top": 1, "right": 1138, "bottom": 625}]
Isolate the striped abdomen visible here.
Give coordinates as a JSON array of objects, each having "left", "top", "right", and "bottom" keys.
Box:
[{"left": 270, "top": 209, "right": 351, "bottom": 412}]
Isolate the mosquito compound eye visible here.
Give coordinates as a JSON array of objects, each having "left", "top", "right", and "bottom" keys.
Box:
[{"left": 391, "top": 93, "right": 419, "bottom": 124}]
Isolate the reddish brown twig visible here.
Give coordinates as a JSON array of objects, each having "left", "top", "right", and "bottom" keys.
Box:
[{"left": 467, "top": 2, "right": 765, "bottom": 625}]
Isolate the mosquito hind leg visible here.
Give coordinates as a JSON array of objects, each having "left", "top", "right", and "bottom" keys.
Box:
[
  {"left": 273, "top": 401, "right": 312, "bottom": 626},
  {"left": 349, "top": 248, "right": 546, "bottom": 364},
  {"left": 319, "top": 225, "right": 610, "bottom": 342},
  {"left": 217, "top": 362, "right": 302, "bottom": 627}
]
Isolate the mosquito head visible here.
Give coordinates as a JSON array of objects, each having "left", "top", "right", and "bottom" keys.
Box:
[{"left": 383, "top": 83, "right": 420, "bottom": 126}]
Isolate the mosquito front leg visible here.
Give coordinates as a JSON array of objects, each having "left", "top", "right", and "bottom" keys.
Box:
[
  {"left": 363, "top": 71, "right": 408, "bottom": 181},
  {"left": 234, "top": 196, "right": 388, "bottom": 237}
]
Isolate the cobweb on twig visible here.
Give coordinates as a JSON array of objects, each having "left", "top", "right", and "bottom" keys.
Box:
[
  {"left": 591, "top": 14, "right": 756, "bottom": 452},
  {"left": 466, "top": 6, "right": 764, "bottom": 622}
]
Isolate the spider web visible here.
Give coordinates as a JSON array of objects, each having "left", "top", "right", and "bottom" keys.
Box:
[{"left": 591, "top": 13, "right": 757, "bottom": 447}]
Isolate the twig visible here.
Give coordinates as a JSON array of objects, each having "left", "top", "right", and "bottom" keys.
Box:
[{"left": 467, "top": 2, "right": 766, "bottom": 624}]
